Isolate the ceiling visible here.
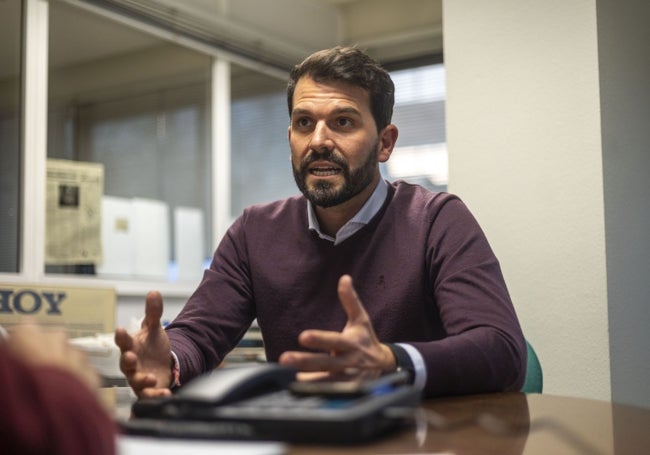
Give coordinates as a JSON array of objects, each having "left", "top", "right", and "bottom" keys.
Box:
[
  {"left": 0, "top": 0, "right": 443, "bottom": 81},
  {"left": 60, "top": 0, "right": 443, "bottom": 70}
]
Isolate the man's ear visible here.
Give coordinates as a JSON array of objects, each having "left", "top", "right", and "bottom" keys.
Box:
[{"left": 378, "top": 124, "right": 399, "bottom": 163}]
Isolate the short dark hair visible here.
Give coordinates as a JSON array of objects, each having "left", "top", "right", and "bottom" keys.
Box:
[{"left": 287, "top": 46, "right": 395, "bottom": 132}]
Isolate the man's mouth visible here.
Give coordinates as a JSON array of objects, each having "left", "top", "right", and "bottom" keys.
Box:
[
  {"left": 308, "top": 162, "right": 342, "bottom": 177},
  {"left": 310, "top": 166, "right": 341, "bottom": 176}
]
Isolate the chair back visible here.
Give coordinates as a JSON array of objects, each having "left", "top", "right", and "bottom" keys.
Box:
[{"left": 522, "top": 339, "right": 543, "bottom": 393}]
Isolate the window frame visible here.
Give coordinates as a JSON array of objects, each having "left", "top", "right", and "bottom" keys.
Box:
[{"left": 4, "top": 0, "right": 285, "bottom": 298}]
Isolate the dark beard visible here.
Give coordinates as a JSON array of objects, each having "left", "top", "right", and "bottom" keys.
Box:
[{"left": 292, "top": 141, "right": 379, "bottom": 208}]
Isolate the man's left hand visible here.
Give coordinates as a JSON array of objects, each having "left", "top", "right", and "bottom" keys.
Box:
[{"left": 278, "top": 274, "right": 397, "bottom": 381}]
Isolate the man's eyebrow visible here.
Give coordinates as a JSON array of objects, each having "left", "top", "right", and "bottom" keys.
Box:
[
  {"left": 291, "top": 106, "right": 362, "bottom": 117},
  {"left": 332, "top": 107, "right": 362, "bottom": 116},
  {"left": 290, "top": 108, "right": 311, "bottom": 117}
]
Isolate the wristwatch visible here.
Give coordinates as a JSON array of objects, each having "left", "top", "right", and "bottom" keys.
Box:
[{"left": 386, "top": 343, "right": 415, "bottom": 384}]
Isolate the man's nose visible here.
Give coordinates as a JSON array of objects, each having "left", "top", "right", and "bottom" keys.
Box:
[{"left": 309, "top": 121, "right": 334, "bottom": 151}]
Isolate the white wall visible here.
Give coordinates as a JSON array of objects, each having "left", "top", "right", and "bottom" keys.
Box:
[{"left": 443, "top": 0, "right": 611, "bottom": 401}]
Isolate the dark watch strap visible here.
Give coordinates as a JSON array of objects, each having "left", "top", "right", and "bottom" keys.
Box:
[{"left": 386, "top": 343, "right": 415, "bottom": 384}]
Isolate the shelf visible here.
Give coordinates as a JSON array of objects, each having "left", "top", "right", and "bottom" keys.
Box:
[{"left": 0, "top": 273, "right": 197, "bottom": 299}]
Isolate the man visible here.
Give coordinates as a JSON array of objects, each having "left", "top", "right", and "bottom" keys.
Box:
[
  {"left": 116, "top": 46, "right": 526, "bottom": 399},
  {"left": 0, "top": 321, "right": 115, "bottom": 455}
]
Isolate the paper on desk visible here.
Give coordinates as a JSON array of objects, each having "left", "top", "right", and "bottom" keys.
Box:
[
  {"left": 69, "top": 333, "right": 121, "bottom": 378},
  {"left": 118, "top": 435, "right": 286, "bottom": 455}
]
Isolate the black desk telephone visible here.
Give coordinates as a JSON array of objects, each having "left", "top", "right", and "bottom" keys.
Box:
[{"left": 121, "top": 363, "right": 421, "bottom": 444}]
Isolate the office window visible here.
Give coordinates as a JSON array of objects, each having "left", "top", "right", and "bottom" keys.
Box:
[
  {"left": 383, "top": 64, "right": 447, "bottom": 191},
  {"left": 229, "top": 62, "right": 447, "bottom": 223},
  {"left": 47, "top": 1, "right": 212, "bottom": 280},
  {"left": 0, "top": 0, "right": 22, "bottom": 273},
  {"left": 230, "top": 65, "right": 292, "bottom": 221},
  {"left": 231, "top": 64, "right": 447, "bottom": 219}
]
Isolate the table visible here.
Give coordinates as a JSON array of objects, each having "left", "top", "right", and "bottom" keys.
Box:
[{"left": 101, "top": 389, "right": 650, "bottom": 454}]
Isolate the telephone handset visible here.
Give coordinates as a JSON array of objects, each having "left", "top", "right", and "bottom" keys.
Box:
[
  {"left": 175, "top": 363, "right": 298, "bottom": 405},
  {"left": 125, "top": 363, "right": 421, "bottom": 443}
]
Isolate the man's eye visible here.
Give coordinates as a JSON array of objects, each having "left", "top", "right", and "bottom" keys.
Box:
[
  {"left": 295, "top": 118, "right": 312, "bottom": 128},
  {"left": 336, "top": 118, "right": 353, "bottom": 127}
]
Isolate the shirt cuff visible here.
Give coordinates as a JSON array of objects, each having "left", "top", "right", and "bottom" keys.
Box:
[
  {"left": 170, "top": 351, "right": 181, "bottom": 389},
  {"left": 396, "top": 343, "right": 427, "bottom": 392}
]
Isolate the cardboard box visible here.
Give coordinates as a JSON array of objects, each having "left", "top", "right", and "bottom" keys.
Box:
[{"left": 0, "top": 283, "right": 115, "bottom": 338}]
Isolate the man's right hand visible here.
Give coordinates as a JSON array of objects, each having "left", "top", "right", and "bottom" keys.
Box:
[{"left": 115, "top": 291, "right": 173, "bottom": 398}]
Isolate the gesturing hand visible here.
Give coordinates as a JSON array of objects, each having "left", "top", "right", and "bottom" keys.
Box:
[
  {"left": 8, "top": 320, "right": 100, "bottom": 394},
  {"left": 114, "top": 291, "right": 173, "bottom": 398},
  {"left": 278, "top": 274, "right": 397, "bottom": 381}
]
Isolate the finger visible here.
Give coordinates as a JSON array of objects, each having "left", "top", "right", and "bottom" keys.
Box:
[
  {"left": 7, "top": 317, "right": 38, "bottom": 340},
  {"left": 114, "top": 327, "right": 133, "bottom": 353},
  {"left": 128, "top": 371, "right": 159, "bottom": 393},
  {"left": 119, "top": 351, "right": 139, "bottom": 375},
  {"left": 279, "top": 350, "right": 347, "bottom": 372},
  {"left": 143, "top": 291, "right": 164, "bottom": 331},
  {"left": 139, "top": 387, "right": 173, "bottom": 399},
  {"left": 337, "top": 275, "right": 368, "bottom": 324},
  {"left": 298, "top": 329, "right": 355, "bottom": 352},
  {"left": 295, "top": 371, "right": 332, "bottom": 382},
  {"left": 12, "top": 316, "right": 37, "bottom": 327}
]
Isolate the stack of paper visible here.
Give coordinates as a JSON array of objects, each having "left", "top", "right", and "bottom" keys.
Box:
[{"left": 69, "top": 332, "right": 122, "bottom": 379}]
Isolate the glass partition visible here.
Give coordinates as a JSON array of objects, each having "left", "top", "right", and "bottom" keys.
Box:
[
  {"left": 10, "top": 0, "right": 444, "bottom": 286},
  {"left": 47, "top": 1, "right": 212, "bottom": 282},
  {"left": 230, "top": 63, "right": 292, "bottom": 222}
]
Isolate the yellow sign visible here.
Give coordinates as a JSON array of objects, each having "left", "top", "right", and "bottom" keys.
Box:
[{"left": 0, "top": 283, "right": 115, "bottom": 338}]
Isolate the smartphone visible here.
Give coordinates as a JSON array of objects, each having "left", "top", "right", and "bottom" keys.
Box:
[{"left": 288, "top": 370, "right": 410, "bottom": 398}]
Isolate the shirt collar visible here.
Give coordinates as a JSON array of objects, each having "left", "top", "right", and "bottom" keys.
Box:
[{"left": 307, "top": 179, "right": 388, "bottom": 245}]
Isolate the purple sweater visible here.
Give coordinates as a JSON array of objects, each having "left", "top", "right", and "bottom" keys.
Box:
[{"left": 167, "top": 181, "right": 526, "bottom": 397}]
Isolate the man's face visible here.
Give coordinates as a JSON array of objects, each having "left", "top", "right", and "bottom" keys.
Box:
[{"left": 288, "top": 76, "right": 391, "bottom": 208}]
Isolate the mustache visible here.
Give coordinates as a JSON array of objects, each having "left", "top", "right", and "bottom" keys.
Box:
[{"left": 300, "top": 149, "right": 348, "bottom": 169}]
